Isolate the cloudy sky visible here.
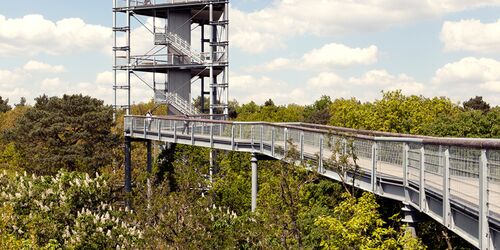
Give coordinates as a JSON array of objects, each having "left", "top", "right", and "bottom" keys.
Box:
[{"left": 1, "top": 0, "right": 500, "bottom": 106}]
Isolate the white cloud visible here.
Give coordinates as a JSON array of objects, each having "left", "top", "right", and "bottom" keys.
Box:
[
  {"left": 230, "top": 74, "right": 310, "bottom": 105},
  {"left": 230, "top": 69, "right": 425, "bottom": 106},
  {"left": 432, "top": 57, "right": 500, "bottom": 84},
  {"left": 303, "top": 44, "right": 378, "bottom": 67},
  {"left": 0, "top": 15, "right": 111, "bottom": 56},
  {"left": 40, "top": 77, "right": 64, "bottom": 89},
  {"left": 441, "top": 19, "right": 500, "bottom": 53},
  {"left": 307, "top": 70, "right": 425, "bottom": 98},
  {"left": 24, "top": 60, "right": 65, "bottom": 73},
  {"left": 0, "top": 69, "right": 24, "bottom": 83},
  {"left": 253, "top": 43, "right": 378, "bottom": 71},
  {"left": 231, "top": 0, "right": 500, "bottom": 53},
  {"left": 431, "top": 57, "right": 500, "bottom": 105}
]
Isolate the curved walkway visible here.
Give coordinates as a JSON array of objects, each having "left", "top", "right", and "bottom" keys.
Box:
[{"left": 124, "top": 115, "right": 500, "bottom": 249}]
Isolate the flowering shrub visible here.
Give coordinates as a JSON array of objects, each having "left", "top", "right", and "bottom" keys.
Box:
[{"left": 0, "top": 170, "right": 143, "bottom": 249}]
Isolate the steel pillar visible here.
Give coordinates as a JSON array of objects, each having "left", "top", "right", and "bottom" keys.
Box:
[
  {"left": 251, "top": 153, "right": 258, "bottom": 212},
  {"left": 402, "top": 202, "right": 418, "bottom": 237},
  {"left": 124, "top": 137, "right": 132, "bottom": 208},
  {"left": 209, "top": 149, "right": 217, "bottom": 183},
  {"left": 146, "top": 140, "right": 152, "bottom": 209}
]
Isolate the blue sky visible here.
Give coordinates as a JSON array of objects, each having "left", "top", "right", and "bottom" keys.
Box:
[{"left": 1, "top": 0, "right": 500, "bottom": 106}]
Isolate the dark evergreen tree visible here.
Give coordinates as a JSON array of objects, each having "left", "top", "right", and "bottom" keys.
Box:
[
  {"left": 11, "top": 94, "right": 118, "bottom": 175},
  {"left": 463, "top": 96, "right": 490, "bottom": 112},
  {"left": 0, "top": 96, "right": 12, "bottom": 113},
  {"left": 15, "top": 97, "right": 26, "bottom": 107}
]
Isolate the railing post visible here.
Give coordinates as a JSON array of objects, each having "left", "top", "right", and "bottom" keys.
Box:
[
  {"left": 479, "top": 149, "right": 489, "bottom": 250},
  {"left": 420, "top": 146, "right": 427, "bottom": 212},
  {"left": 231, "top": 124, "right": 235, "bottom": 151},
  {"left": 284, "top": 128, "right": 288, "bottom": 156},
  {"left": 443, "top": 148, "right": 451, "bottom": 228},
  {"left": 191, "top": 122, "right": 195, "bottom": 145},
  {"left": 403, "top": 143, "right": 409, "bottom": 201},
  {"left": 319, "top": 135, "right": 324, "bottom": 173},
  {"left": 173, "top": 121, "right": 177, "bottom": 142},
  {"left": 210, "top": 123, "right": 214, "bottom": 148},
  {"left": 371, "top": 141, "right": 378, "bottom": 192},
  {"left": 157, "top": 119, "right": 161, "bottom": 140},
  {"left": 131, "top": 117, "right": 135, "bottom": 134},
  {"left": 271, "top": 128, "right": 275, "bottom": 157},
  {"left": 300, "top": 132, "right": 304, "bottom": 161},
  {"left": 251, "top": 126, "right": 254, "bottom": 147},
  {"left": 239, "top": 124, "right": 242, "bottom": 139},
  {"left": 143, "top": 119, "right": 147, "bottom": 138},
  {"left": 260, "top": 125, "right": 264, "bottom": 153}
]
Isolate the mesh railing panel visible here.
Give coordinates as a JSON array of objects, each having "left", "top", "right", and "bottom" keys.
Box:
[
  {"left": 449, "top": 146, "right": 480, "bottom": 208},
  {"left": 377, "top": 141, "right": 404, "bottom": 178},
  {"left": 488, "top": 150, "right": 500, "bottom": 215},
  {"left": 352, "top": 138, "right": 373, "bottom": 160},
  {"left": 408, "top": 143, "right": 421, "bottom": 187},
  {"left": 424, "top": 145, "right": 444, "bottom": 193}
]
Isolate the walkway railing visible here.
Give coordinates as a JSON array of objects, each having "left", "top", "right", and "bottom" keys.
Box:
[
  {"left": 154, "top": 32, "right": 205, "bottom": 64},
  {"left": 124, "top": 115, "right": 500, "bottom": 249}
]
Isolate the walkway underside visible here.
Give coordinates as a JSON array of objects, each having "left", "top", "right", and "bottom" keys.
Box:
[{"left": 125, "top": 115, "right": 500, "bottom": 249}]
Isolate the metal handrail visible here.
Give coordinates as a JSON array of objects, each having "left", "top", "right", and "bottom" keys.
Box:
[
  {"left": 156, "top": 32, "right": 204, "bottom": 63},
  {"left": 125, "top": 115, "right": 500, "bottom": 249},
  {"left": 163, "top": 92, "right": 200, "bottom": 115}
]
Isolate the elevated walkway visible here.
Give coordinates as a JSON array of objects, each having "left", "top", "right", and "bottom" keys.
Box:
[{"left": 124, "top": 115, "right": 500, "bottom": 249}]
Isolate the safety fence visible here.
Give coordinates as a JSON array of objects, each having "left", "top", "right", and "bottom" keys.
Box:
[{"left": 125, "top": 115, "right": 500, "bottom": 249}]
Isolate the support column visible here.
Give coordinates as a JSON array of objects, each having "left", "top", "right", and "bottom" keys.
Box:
[
  {"left": 209, "top": 149, "right": 217, "bottom": 183},
  {"left": 402, "top": 202, "right": 418, "bottom": 237},
  {"left": 251, "top": 153, "right": 258, "bottom": 212},
  {"left": 146, "top": 140, "right": 152, "bottom": 209},
  {"left": 124, "top": 137, "right": 132, "bottom": 208}
]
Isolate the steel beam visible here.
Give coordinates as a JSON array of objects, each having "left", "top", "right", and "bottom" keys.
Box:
[
  {"left": 402, "top": 202, "right": 418, "bottom": 237},
  {"left": 124, "top": 137, "right": 132, "bottom": 208},
  {"left": 146, "top": 140, "right": 152, "bottom": 209}
]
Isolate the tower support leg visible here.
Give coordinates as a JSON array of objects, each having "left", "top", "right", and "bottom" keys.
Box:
[
  {"left": 209, "top": 149, "right": 217, "bottom": 183},
  {"left": 124, "top": 137, "right": 132, "bottom": 208},
  {"left": 146, "top": 140, "right": 152, "bottom": 209},
  {"left": 251, "top": 153, "right": 258, "bottom": 212},
  {"left": 401, "top": 202, "right": 418, "bottom": 237}
]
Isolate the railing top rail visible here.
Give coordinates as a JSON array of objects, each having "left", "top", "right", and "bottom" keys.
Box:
[{"left": 125, "top": 115, "right": 500, "bottom": 149}]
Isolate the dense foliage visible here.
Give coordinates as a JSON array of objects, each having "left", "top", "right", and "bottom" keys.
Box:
[
  {"left": 0, "top": 170, "right": 143, "bottom": 249},
  {"left": 6, "top": 95, "right": 118, "bottom": 175},
  {"left": 1, "top": 90, "right": 495, "bottom": 249}
]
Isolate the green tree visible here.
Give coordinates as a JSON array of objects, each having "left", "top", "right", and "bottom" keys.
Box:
[
  {"left": 304, "top": 95, "right": 333, "bottom": 125},
  {"left": 0, "top": 170, "right": 143, "bottom": 249},
  {"left": 329, "top": 98, "right": 374, "bottom": 130},
  {"left": 11, "top": 94, "right": 118, "bottom": 175},
  {"left": 0, "top": 96, "right": 12, "bottom": 113},
  {"left": 463, "top": 96, "right": 490, "bottom": 112},
  {"left": 15, "top": 97, "right": 26, "bottom": 108},
  {"left": 422, "top": 108, "right": 500, "bottom": 138},
  {"left": 315, "top": 192, "right": 424, "bottom": 250}
]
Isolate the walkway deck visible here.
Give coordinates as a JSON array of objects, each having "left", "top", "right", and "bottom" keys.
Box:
[{"left": 125, "top": 115, "right": 500, "bottom": 249}]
